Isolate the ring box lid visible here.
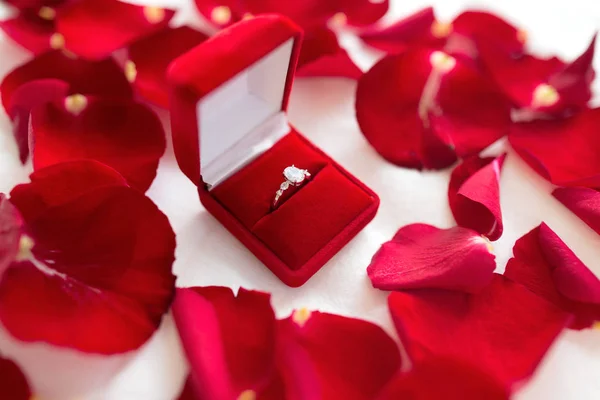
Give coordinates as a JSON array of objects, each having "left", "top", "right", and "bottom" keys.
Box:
[{"left": 168, "top": 16, "right": 302, "bottom": 188}]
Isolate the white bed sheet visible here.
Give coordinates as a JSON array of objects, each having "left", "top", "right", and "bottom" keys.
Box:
[{"left": 0, "top": 0, "right": 599, "bottom": 399}]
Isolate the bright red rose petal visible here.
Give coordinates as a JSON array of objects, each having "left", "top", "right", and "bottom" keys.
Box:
[
  {"left": 509, "top": 108, "right": 600, "bottom": 188},
  {"left": 280, "top": 310, "right": 401, "bottom": 399},
  {"left": 355, "top": 49, "right": 455, "bottom": 169},
  {"left": 0, "top": 11, "right": 55, "bottom": 54},
  {"left": 0, "top": 194, "right": 24, "bottom": 276},
  {"left": 377, "top": 357, "right": 509, "bottom": 400},
  {"left": 0, "top": 161, "right": 176, "bottom": 354},
  {"left": 173, "top": 287, "right": 280, "bottom": 399},
  {"left": 480, "top": 34, "right": 596, "bottom": 115},
  {"left": 452, "top": 11, "right": 525, "bottom": 58},
  {"left": 297, "top": 26, "right": 362, "bottom": 80},
  {"left": 505, "top": 223, "right": 600, "bottom": 329},
  {"left": 127, "top": 26, "right": 208, "bottom": 107},
  {"left": 388, "top": 274, "right": 570, "bottom": 388},
  {"left": 30, "top": 98, "right": 165, "bottom": 192},
  {"left": 449, "top": 154, "right": 506, "bottom": 240},
  {"left": 1, "top": 50, "right": 133, "bottom": 162},
  {"left": 367, "top": 224, "right": 496, "bottom": 293},
  {"left": 356, "top": 48, "right": 510, "bottom": 169},
  {"left": 553, "top": 187, "right": 600, "bottom": 235},
  {"left": 359, "top": 7, "right": 444, "bottom": 54},
  {"left": 56, "top": 0, "right": 175, "bottom": 60},
  {"left": 0, "top": 355, "right": 31, "bottom": 400}
]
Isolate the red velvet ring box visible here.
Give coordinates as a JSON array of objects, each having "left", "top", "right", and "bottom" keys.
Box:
[{"left": 167, "top": 15, "right": 379, "bottom": 287}]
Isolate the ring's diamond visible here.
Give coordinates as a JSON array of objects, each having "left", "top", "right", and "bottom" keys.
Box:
[
  {"left": 281, "top": 181, "right": 290, "bottom": 190},
  {"left": 284, "top": 166, "right": 306, "bottom": 184}
]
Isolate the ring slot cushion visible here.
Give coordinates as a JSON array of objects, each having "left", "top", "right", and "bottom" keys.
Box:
[{"left": 168, "top": 15, "right": 379, "bottom": 286}]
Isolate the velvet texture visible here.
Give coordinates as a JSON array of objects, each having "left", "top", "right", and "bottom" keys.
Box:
[{"left": 168, "top": 16, "right": 378, "bottom": 286}]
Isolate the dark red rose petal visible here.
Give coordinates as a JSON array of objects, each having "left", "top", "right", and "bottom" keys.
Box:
[
  {"left": 480, "top": 34, "right": 596, "bottom": 115},
  {"left": 0, "top": 355, "right": 31, "bottom": 400},
  {"left": 0, "top": 11, "right": 55, "bottom": 54},
  {"left": 367, "top": 224, "right": 496, "bottom": 293},
  {"left": 505, "top": 223, "right": 600, "bottom": 329},
  {"left": 173, "top": 287, "right": 279, "bottom": 399},
  {"left": 359, "top": 7, "right": 445, "bottom": 54},
  {"left": 1, "top": 50, "right": 133, "bottom": 162},
  {"left": 56, "top": 0, "right": 175, "bottom": 60},
  {"left": 553, "top": 187, "right": 600, "bottom": 235},
  {"left": 449, "top": 154, "right": 506, "bottom": 240},
  {"left": 126, "top": 26, "right": 208, "bottom": 108},
  {"left": 279, "top": 310, "right": 401, "bottom": 399},
  {"left": 176, "top": 376, "right": 197, "bottom": 400},
  {"left": 7, "top": 79, "right": 69, "bottom": 163},
  {"left": 296, "top": 26, "right": 362, "bottom": 80},
  {"left": 377, "top": 357, "right": 509, "bottom": 400},
  {"left": 338, "top": 0, "right": 388, "bottom": 27},
  {"left": 388, "top": 274, "right": 570, "bottom": 388},
  {"left": 0, "top": 162, "right": 176, "bottom": 354},
  {"left": 356, "top": 48, "right": 510, "bottom": 169},
  {"left": 508, "top": 108, "right": 600, "bottom": 188},
  {"left": 241, "top": 0, "right": 336, "bottom": 29},
  {"left": 0, "top": 194, "right": 24, "bottom": 276},
  {"left": 1, "top": 50, "right": 133, "bottom": 111},
  {"left": 192, "top": 0, "right": 245, "bottom": 28},
  {"left": 30, "top": 97, "right": 166, "bottom": 192},
  {"left": 9, "top": 160, "right": 128, "bottom": 221}
]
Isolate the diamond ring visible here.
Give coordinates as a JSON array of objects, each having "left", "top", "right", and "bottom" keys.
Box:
[{"left": 272, "top": 165, "right": 311, "bottom": 209}]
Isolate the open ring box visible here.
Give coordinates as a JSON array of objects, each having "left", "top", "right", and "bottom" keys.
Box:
[{"left": 168, "top": 15, "right": 379, "bottom": 287}]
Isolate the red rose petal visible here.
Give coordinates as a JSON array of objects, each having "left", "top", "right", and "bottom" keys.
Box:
[
  {"left": 367, "top": 224, "right": 496, "bottom": 293},
  {"left": 0, "top": 162, "right": 176, "bottom": 353},
  {"left": 356, "top": 48, "right": 510, "bottom": 169},
  {"left": 279, "top": 310, "right": 401, "bottom": 399},
  {"left": 0, "top": 11, "right": 54, "bottom": 54},
  {"left": 388, "top": 274, "right": 570, "bottom": 388},
  {"left": 505, "top": 223, "right": 600, "bottom": 329},
  {"left": 480, "top": 34, "right": 595, "bottom": 114},
  {"left": 56, "top": 0, "right": 175, "bottom": 60},
  {"left": 359, "top": 7, "right": 443, "bottom": 54},
  {"left": 452, "top": 11, "right": 525, "bottom": 57},
  {"left": 0, "top": 355, "right": 31, "bottom": 400},
  {"left": 1, "top": 50, "right": 133, "bottom": 110},
  {"left": 338, "top": 0, "right": 389, "bottom": 27},
  {"left": 296, "top": 26, "right": 362, "bottom": 80},
  {"left": 429, "top": 56, "right": 512, "bottom": 158},
  {"left": 1, "top": 50, "right": 133, "bottom": 162},
  {"left": 176, "top": 376, "right": 198, "bottom": 400},
  {"left": 355, "top": 49, "right": 456, "bottom": 169},
  {"left": 553, "top": 187, "right": 600, "bottom": 235},
  {"left": 9, "top": 160, "right": 128, "bottom": 221},
  {"left": 377, "top": 357, "right": 509, "bottom": 400},
  {"left": 0, "top": 194, "right": 24, "bottom": 276},
  {"left": 30, "top": 98, "right": 166, "bottom": 192},
  {"left": 508, "top": 108, "right": 600, "bottom": 188},
  {"left": 127, "top": 26, "right": 208, "bottom": 108},
  {"left": 240, "top": 0, "right": 336, "bottom": 29},
  {"left": 449, "top": 155, "right": 506, "bottom": 240},
  {"left": 193, "top": 0, "right": 245, "bottom": 28},
  {"left": 173, "top": 287, "right": 280, "bottom": 399}
]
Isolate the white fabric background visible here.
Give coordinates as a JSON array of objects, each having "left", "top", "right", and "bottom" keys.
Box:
[{"left": 0, "top": 0, "right": 599, "bottom": 399}]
